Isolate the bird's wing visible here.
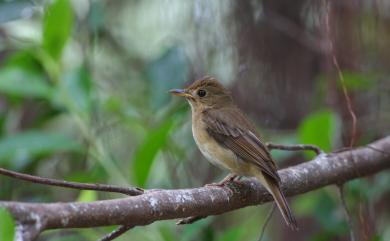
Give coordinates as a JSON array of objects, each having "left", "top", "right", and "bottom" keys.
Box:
[{"left": 202, "top": 107, "right": 280, "bottom": 182}]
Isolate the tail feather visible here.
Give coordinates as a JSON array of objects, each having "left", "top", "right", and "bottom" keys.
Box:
[
  {"left": 271, "top": 185, "right": 298, "bottom": 230},
  {"left": 256, "top": 173, "right": 298, "bottom": 230}
]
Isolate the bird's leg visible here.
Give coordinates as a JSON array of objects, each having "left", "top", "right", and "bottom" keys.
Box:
[{"left": 205, "top": 174, "right": 238, "bottom": 187}]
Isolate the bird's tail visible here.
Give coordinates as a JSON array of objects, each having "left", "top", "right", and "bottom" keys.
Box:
[{"left": 256, "top": 173, "right": 298, "bottom": 230}]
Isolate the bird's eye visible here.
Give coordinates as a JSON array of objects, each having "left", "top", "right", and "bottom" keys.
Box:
[{"left": 197, "top": 89, "right": 206, "bottom": 97}]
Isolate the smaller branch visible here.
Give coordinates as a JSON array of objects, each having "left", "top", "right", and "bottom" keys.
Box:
[
  {"left": 15, "top": 223, "right": 43, "bottom": 241},
  {"left": 258, "top": 204, "right": 276, "bottom": 241},
  {"left": 325, "top": 0, "right": 357, "bottom": 148},
  {"left": 332, "top": 55, "right": 357, "bottom": 148},
  {"left": 266, "top": 143, "right": 323, "bottom": 155},
  {"left": 366, "top": 145, "right": 390, "bottom": 155},
  {"left": 337, "top": 184, "right": 356, "bottom": 241},
  {"left": 98, "top": 225, "right": 134, "bottom": 241},
  {"left": 0, "top": 168, "right": 143, "bottom": 196},
  {"left": 176, "top": 215, "right": 207, "bottom": 225}
]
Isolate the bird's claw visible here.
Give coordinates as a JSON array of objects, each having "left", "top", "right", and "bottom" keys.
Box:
[{"left": 204, "top": 174, "right": 241, "bottom": 195}]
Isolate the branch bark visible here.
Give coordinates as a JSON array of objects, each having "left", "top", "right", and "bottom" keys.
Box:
[{"left": 1, "top": 136, "right": 390, "bottom": 240}]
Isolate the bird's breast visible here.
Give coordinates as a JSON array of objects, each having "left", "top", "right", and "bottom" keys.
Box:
[{"left": 191, "top": 118, "right": 250, "bottom": 175}]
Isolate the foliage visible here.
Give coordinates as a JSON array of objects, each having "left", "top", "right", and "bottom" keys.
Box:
[
  {"left": 298, "top": 109, "right": 339, "bottom": 158},
  {"left": 0, "top": 1, "right": 388, "bottom": 241},
  {"left": 0, "top": 208, "right": 15, "bottom": 241},
  {"left": 43, "top": 0, "right": 73, "bottom": 60}
]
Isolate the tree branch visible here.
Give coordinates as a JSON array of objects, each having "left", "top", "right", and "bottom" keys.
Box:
[
  {"left": 337, "top": 184, "right": 356, "bottom": 241},
  {"left": 0, "top": 168, "right": 143, "bottom": 196},
  {"left": 98, "top": 225, "right": 134, "bottom": 241},
  {"left": 258, "top": 204, "right": 276, "bottom": 241},
  {"left": 266, "top": 142, "right": 323, "bottom": 155},
  {"left": 1, "top": 136, "right": 389, "bottom": 240}
]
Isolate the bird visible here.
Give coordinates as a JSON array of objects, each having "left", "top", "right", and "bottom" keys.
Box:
[{"left": 169, "top": 76, "right": 297, "bottom": 230}]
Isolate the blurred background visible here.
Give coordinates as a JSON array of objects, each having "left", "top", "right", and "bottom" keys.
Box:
[{"left": 0, "top": 0, "right": 389, "bottom": 240}]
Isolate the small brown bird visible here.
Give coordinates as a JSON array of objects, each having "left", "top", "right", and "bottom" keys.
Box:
[{"left": 170, "top": 76, "right": 297, "bottom": 230}]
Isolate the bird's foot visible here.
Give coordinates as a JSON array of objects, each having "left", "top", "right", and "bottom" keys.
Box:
[{"left": 204, "top": 174, "right": 241, "bottom": 192}]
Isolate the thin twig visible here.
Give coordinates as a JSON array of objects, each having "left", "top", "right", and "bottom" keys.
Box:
[
  {"left": 332, "top": 56, "right": 357, "bottom": 148},
  {"left": 337, "top": 184, "right": 356, "bottom": 241},
  {"left": 258, "top": 204, "right": 276, "bottom": 241},
  {"left": 326, "top": 3, "right": 358, "bottom": 240},
  {"left": 98, "top": 225, "right": 133, "bottom": 241},
  {"left": 325, "top": 0, "right": 357, "bottom": 148},
  {"left": 332, "top": 146, "right": 354, "bottom": 153},
  {"left": 176, "top": 215, "right": 207, "bottom": 225},
  {"left": 366, "top": 145, "right": 390, "bottom": 155},
  {"left": 266, "top": 143, "right": 323, "bottom": 155},
  {"left": 0, "top": 167, "right": 144, "bottom": 196}
]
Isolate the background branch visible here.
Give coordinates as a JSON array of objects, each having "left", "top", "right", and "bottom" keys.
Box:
[
  {"left": 266, "top": 143, "right": 323, "bottom": 155},
  {"left": 258, "top": 204, "right": 276, "bottom": 241},
  {"left": 0, "top": 168, "right": 143, "bottom": 196},
  {"left": 1, "top": 136, "right": 389, "bottom": 240},
  {"left": 337, "top": 184, "right": 356, "bottom": 241},
  {"left": 98, "top": 225, "right": 134, "bottom": 241}
]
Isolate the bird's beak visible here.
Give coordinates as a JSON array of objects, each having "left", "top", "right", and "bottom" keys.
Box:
[{"left": 169, "top": 89, "right": 193, "bottom": 98}]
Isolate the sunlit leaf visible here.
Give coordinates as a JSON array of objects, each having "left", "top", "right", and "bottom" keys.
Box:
[
  {"left": 0, "top": 130, "right": 81, "bottom": 168},
  {"left": 0, "top": 67, "right": 52, "bottom": 99},
  {"left": 0, "top": 208, "right": 15, "bottom": 241},
  {"left": 43, "top": 0, "right": 73, "bottom": 60},
  {"left": 132, "top": 118, "right": 176, "bottom": 187},
  {"left": 298, "top": 110, "right": 339, "bottom": 158},
  {"left": 77, "top": 190, "right": 97, "bottom": 202}
]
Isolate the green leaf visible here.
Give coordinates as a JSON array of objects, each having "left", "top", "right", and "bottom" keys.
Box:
[
  {"left": 0, "top": 130, "right": 81, "bottom": 168},
  {"left": 77, "top": 190, "right": 97, "bottom": 202},
  {"left": 5, "top": 50, "right": 43, "bottom": 73},
  {"left": 298, "top": 110, "right": 339, "bottom": 158},
  {"left": 159, "top": 225, "right": 176, "bottom": 241},
  {"left": 133, "top": 118, "right": 176, "bottom": 187},
  {"left": 0, "top": 67, "right": 52, "bottom": 99},
  {"left": 180, "top": 219, "right": 213, "bottom": 241},
  {"left": 57, "top": 67, "right": 93, "bottom": 113},
  {"left": 43, "top": 0, "right": 73, "bottom": 60},
  {"left": 293, "top": 189, "right": 347, "bottom": 234},
  {"left": 0, "top": 208, "right": 15, "bottom": 241},
  {"left": 216, "top": 228, "right": 243, "bottom": 241},
  {"left": 339, "top": 71, "right": 375, "bottom": 91},
  {"left": 293, "top": 190, "right": 322, "bottom": 216}
]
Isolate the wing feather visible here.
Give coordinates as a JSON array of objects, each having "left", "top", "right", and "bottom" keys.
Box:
[{"left": 203, "top": 108, "right": 280, "bottom": 182}]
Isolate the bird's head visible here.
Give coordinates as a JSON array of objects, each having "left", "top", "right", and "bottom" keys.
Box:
[{"left": 170, "top": 76, "right": 232, "bottom": 110}]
